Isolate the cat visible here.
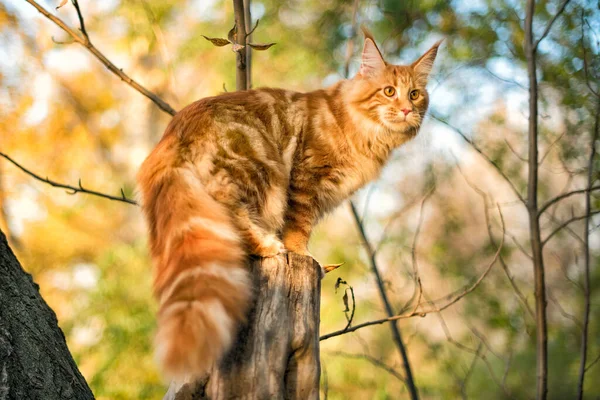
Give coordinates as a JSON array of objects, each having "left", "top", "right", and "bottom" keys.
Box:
[{"left": 137, "top": 27, "right": 441, "bottom": 381}]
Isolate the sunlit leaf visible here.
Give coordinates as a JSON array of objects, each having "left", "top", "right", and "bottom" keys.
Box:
[
  {"left": 202, "top": 36, "right": 230, "bottom": 47},
  {"left": 56, "top": 0, "right": 69, "bottom": 10},
  {"left": 248, "top": 43, "right": 276, "bottom": 51},
  {"left": 227, "top": 23, "right": 237, "bottom": 43}
]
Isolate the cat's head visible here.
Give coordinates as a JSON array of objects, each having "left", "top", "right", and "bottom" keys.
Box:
[{"left": 347, "top": 27, "right": 441, "bottom": 136}]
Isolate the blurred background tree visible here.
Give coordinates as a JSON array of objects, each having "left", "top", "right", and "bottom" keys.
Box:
[{"left": 1, "top": 0, "right": 599, "bottom": 399}]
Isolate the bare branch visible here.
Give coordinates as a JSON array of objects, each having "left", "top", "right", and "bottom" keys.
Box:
[
  {"left": 483, "top": 67, "right": 527, "bottom": 90},
  {"left": 70, "top": 0, "right": 88, "bottom": 40},
  {"left": 320, "top": 204, "right": 505, "bottom": 341},
  {"left": 505, "top": 138, "right": 528, "bottom": 162},
  {"left": 542, "top": 210, "right": 600, "bottom": 247},
  {"left": 538, "top": 186, "right": 600, "bottom": 216},
  {"left": 432, "top": 114, "right": 525, "bottom": 205},
  {"left": 453, "top": 159, "right": 535, "bottom": 320},
  {"left": 533, "top": 0, "right": 572, "bottom": 51},
  {"left": 525, "top": 1, "right": 550, "bottom": 396},
  {"left": 375, "top": 194, "right": 421, "bottom": 255},
  {"left": 24, "top": 0, "right": 177, "bottom": 116},
  {"left": 321, "top": 362, "right": 329, "bottom": 400},
  {"left": 343, "top": 0, "right": 361, "bottom": 79},
  {"left": 400, "top": 187, "right": 435, "bottom": 313},
  {"left": 551, "top": 252, "right": 583, "bottom": 291},
  {"left": 545, "top": 212, "right": 585, "bottom": 246},
  {"left": 426, "top": 294, "right": 512, "bottom": 398},
  {"left": 326, "top": 351, "right": 405, "bottom": 382},
  {"left": 232, "top": 0, "right": 248, "bottom": 90},
  {"left": 140, "top": 0, "right": 179, "bottom": 101},
  {"left": 538, "top": 131, "right": 566, "bottom": 166},
  {"left": 547, "top": 290, "right": 581, "bottom": 329},
  {"left": 348, "top": 200, "right": 420, "bottom": 400},
  {"left": 507, "top": 232, "right": 533, "bottom": 260},
  {"left": 585, "top": 353, "right": 600, "bottom": 373},
  {"left": 334, "top": 278, "right": 356, "bottom": 331},
  {"left": 246, "top": 18, "right": 260, "bottom": 37},
  {"left": 0, "top": 152, "right": 137, "bottom": 206},
  {"left": 577, "top": 96, "right": 600, "bottom": 400},
  {"left": 461, "top": 342, "right": 483, "bottom": 399},
  {"left": 580, "top": 10, "right": 599, "bottom": 98}
]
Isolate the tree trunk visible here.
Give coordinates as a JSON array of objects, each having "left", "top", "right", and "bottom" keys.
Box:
[
  {"left": 0, "top": 229, "right": 94, "bottom": 400},
  {"left": 164, "top": 253, "right": 321, "bottom": 400}
]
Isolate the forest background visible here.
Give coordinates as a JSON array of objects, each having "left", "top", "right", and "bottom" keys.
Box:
[{"left": 1, "top": 0, "right": 599, "bottom": 398}]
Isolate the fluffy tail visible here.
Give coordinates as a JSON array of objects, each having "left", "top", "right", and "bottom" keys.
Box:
[{"left": 137, "top": 137, "right": 252, "bottom": 381}]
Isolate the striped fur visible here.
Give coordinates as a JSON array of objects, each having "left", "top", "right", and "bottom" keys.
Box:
[{"left": 137, "top": 31, "right": 440, "bottom": 381}]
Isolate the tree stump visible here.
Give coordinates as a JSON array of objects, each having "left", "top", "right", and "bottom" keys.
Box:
[
  {"left": 0, "top": 230, "right": 94, "bottom": 400},
  {"left": 164, "top": 253, "right": 321, "bottom": 400}
]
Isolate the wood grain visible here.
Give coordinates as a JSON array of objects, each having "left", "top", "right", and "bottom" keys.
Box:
[{"left": 164, "top": 253, "right": 321, "bottom": 400}]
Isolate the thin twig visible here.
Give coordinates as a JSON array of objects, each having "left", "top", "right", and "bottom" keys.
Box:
[
  {"left": 427, "top": 294, "right": 511, "bottom": 398},
  {"left": 320, "top": 204, "right": 505, "bottom": 341},
  {"left": 349, "top": 200, "right": 420, "bottom": 400},
  {"left": 453, "top": 157, "right": 535, "bottom": 320},
  {"left": 585, "top": 353, "right": 600, "bottom": 372},
  {"left": 538, "top": 186, "right": 600, "bottom": 216},
  {"left": 538, "top": 131, "right": 565, "bottom": 166},
  {"left": 0, "top": 152, "right": 137, "bottom": 206},
  {"left": 542, "top": 210, "right": 600, "bottom": 247},
  {"left": 334, "top": 277, "right": 356, "bottom": 331},
  {"left": 581, "top": 10, "right": 600, "bottom": 97},
  {"left": 25, "top": 0, "right": 177, "bottom": 116},
  {"left": 547, "top": 290, "right": 581, "bottom": 329},
  {"left": 326, "top": 351, "right": 405, "bottom": 382},
  {"left": 140, "top": 0, "right": 179, "bottom": 100},
  {"left": 70, "top": 0, "right": 88, "bottom": 40},
  {"left": 460, "top": 342, "right": 483, "bottom": 399},
  {"left": 552, "top": 252, "right": 583, "bottom": 291},
  {"left": 400, "top": 187, "right": 435, "bottom": 313},
  {"left": 321, "top": 362, "right": 328, "bottom": 400},
  {"left": 343, "top": 4, "right": 418, "bottom": 398},
  {"left": 577, "top": 96, "right": 600, "bottom": 400},
  {"left": 505, "top": 138, "right": 528, "bottom": 162},
  {"left": 533, "top": 0, "right": 572, "bottom": 51},
  {"left": 525, "top": 1, "right": 549, "bottom": 396},
  {"left": 432, "top": 114, "right": 525, "bottom": 205}
]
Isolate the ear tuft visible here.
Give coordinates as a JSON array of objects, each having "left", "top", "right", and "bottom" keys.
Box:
[
  {"left": 412, "top": 39, "right": 443, "bottom": 84},
  {"left": 359, "top": 28, "right": 385, "bottom": 77}
]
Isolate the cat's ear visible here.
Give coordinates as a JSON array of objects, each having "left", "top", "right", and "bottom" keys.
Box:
[
  {"left": 412, "top": 39, "right": 443, "bottom": 84},
  {"left": 359, "top": 26, "right": 385, "bottom": 77}
]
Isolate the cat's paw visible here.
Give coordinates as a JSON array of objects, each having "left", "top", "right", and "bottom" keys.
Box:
[{"left": 255, "top": 235, "right": 286, "bottom": 258}]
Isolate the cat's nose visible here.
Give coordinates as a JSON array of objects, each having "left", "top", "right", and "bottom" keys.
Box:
[{"left": 401, "top": 108, "right": 412, "bottom": 116}]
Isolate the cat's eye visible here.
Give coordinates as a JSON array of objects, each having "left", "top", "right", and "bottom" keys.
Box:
[
  {"left": 410, "top": 90, "right": 420, "bottom": 100},
  {"left": 383, "top": 86, "right": 396, "bottom": 97}
]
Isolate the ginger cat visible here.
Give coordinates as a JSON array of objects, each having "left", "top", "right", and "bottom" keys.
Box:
[{"left": 137, "top": 28, "right": 441, "bottom": 381}]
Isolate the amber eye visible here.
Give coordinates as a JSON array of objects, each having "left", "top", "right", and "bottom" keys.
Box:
[
  {"left": 410, "top": 90, "right": 420, "bottom": 100},
  {"left": 383, "top": 86, "right": 396, "bottom": 97}
]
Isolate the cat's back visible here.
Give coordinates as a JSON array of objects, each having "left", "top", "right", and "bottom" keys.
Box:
[
  {"left": 177, "top": 88, "right": 299, "bottom": 124},
  {"left": 165, "top": 88, "right": 303, "bottom": 150}
]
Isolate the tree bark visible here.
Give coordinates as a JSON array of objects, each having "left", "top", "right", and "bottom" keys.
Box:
[
  {"left": 525, "top": 2, "right": 548, "bottom": 398},
  {"left": 164, "top": 253, "right": 321, "bottom": 400},
  {"left": 0, "top": 229, "right": 94, "bottom": 400},
  {"left": 233, "top": 0, "right": 248, "bottom": 91}
]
